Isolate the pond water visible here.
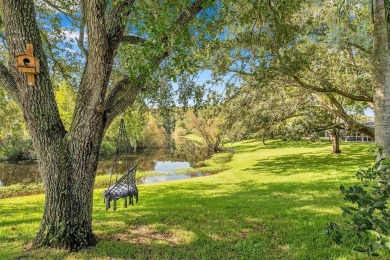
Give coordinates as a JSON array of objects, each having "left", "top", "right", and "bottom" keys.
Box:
[{"left": 0, "top": 136, "right": 211, "bottom": 187}]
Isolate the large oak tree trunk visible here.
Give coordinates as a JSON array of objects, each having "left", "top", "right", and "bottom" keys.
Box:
[
  {"left": 34, "top": 138, "right": 102, "bottom": 250},
  {"left": 373, "top": 0, "right": 390, "bottom": 154},
  {"left": 1, "top": 0, "right": 209, "bottom": 251},
  {"left": 1, "top": 0, "right": 112, "bottom": 250},
  {"left": 33, "top": 114, "right": 106, "bottom": 249}
]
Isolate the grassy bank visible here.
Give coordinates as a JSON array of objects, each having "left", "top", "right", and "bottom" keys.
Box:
[
  {"left": 0, "top": 151, "right": 229, "bottom": 198},
  {"left": 0, "top": 170, "right": 158, "bottom": 198},
  {"left": 1, "top": 139, "right": 385, "bottom": 259}
]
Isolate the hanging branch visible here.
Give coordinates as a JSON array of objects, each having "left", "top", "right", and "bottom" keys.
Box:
[
  {"left": 289, "top": 73, "right": 373, "bottom": 102},
  {"left": 42, "top": 0, "right": 78, "bottom": 21},
  {"left": 104, "top": 0, "right": 214, "bottom": 126}
]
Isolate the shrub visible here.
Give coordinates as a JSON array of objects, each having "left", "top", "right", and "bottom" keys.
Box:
[
  {"left": 0, "top": 137, "right": 35, "bottom": 161},
  {"left": 211, "top": 152, "right": 234, "bottom": 164},
  {"left": 173, "top": 127, "right": 187, "bottom": 136},
  {"left": 327, "top": 153, "right": 390, "bottom": 257},
  {"left": 99, "top": 141, "right": 116, "bottom": 157}
]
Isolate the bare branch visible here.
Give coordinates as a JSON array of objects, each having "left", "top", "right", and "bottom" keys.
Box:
[
  {"left": 348, "top": 42, "right": 371, "bottom": 55},
  {"left": 120, "top": 35, "right": 146, "bottom": 45},
  {"left": 42, "top": 0, "right": 78, "bottom": 21},
  {"left": 0, "top": 62, "right": 20, "bottom": 103},
  {"left": 77, "top": 4, "right": 88, "bottom": 57}
]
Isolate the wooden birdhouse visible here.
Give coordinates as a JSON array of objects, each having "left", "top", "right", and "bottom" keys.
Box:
[{"left": 15, "top": 44, "right": 40, "bottom": 86}]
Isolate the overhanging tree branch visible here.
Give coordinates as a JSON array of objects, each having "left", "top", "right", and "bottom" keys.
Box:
[
  {"left": 310, "top": 122, "right": 345, "bottom": 133},
  {"left": 290, "top": 73, "right": 373, "bottom": 102},
  {"left": 104, "top": 0, "right": 214, "bottom": 125},
  {"left": 105, "top": 51, "right": 170, "bottom": 126},
  {"left": 272, "top": 46, "right": 373, "bottom": 103},
  {"left": 314, "top": 93, "right": 375, "bottom": 138},
  {"left": 226, "top": 68, "right": 253, "bottom": 76}
]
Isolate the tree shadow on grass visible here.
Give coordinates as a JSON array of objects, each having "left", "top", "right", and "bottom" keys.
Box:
[
  {"left": 231, "top": 139, "right": 374, "bottom": 155},
  {"left": 231, "top": 140, "right": 328, "bottom": 153},
  {"left": 83, "top": 178, "right": 370, "bottom": 259},
  {"left": 1, "top": 178, "right": 371, "bottom": 259},
  {"left": 243, "top": 147, "right": 374, "bottom": 176}
]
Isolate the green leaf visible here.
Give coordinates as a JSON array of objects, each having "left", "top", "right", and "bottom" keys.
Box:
[
  {"left": 352, "top": 246, "right": 367, "bottom": 252},
  {"left": 372, "top": 200, "right": 386, "bottom": 208},
  {"left": 366, "top": 230, "right": 381, "bottom": 239}
]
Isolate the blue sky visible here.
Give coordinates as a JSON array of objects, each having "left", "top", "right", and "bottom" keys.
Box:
[{"left": 364, "top": 108, "right": 374, "bottom": 117}]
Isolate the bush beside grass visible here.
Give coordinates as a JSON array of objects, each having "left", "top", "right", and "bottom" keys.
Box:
[
  {"left": 176, "top": 151, "right": 233, "bottom": 175},
  {"left": 0, "top": 182, "right": 44, "bottom": 198},
  {"left": 1, "top": 139, "right": 386, "bottom": 259},
  {"left": 0, "top": 137, "right": 36, "bottom": 161}
]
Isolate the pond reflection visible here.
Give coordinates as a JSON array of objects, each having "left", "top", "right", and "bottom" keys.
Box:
[
  {"left": 0, "top": 161, "right": 40, "bottom": 186},
  {"left": 153, "top": 161, "right": 190, "bottom": 173},
  {"left": 138, "top": 171, "right": 213, "bottom": 184},
  {"left": 0, "top": 136, "right": 211, "bottom": 187}
]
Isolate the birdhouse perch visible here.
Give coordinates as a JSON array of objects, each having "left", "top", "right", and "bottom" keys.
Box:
[{"left": 15, "top": 44, "right": 40, "bottom": 86}]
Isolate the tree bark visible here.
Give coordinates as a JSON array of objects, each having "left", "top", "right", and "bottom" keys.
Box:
[
  {"left": 373, "top": 0, "right": 390, "bottom": 154},
  {"left": 33, "top": 143, "right": 101, "bottom": 250},
  {"left": 329, "top": 128, "right": 341, "bottom": 154}
]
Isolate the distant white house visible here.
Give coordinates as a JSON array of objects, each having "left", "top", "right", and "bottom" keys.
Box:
[{"left": 323, "top": 116, "right": 375, "bottom": 142}]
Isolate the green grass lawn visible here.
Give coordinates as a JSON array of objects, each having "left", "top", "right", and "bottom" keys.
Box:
[{"left": 0, "top": 139, "right": 386, "bottom": 259}]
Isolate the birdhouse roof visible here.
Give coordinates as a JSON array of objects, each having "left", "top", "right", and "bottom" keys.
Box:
[
  {"left": 15, "top": 53, "right": 31, "bottom": 57},
  {"left": 15, "top": 54, "right": 39, "bottom": 60}
]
